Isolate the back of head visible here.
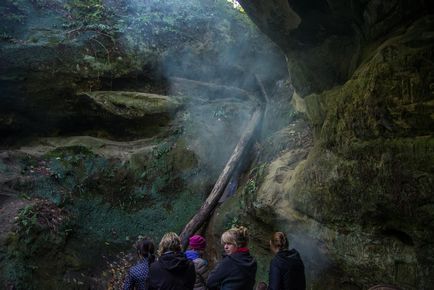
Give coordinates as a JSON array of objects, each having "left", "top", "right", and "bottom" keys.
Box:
[
  {"left": 221, "top": 226, "right": 249, "bottom": 247},
  {"left": 136, "top": 237, "right": 155, "bottom": 263},
  {"left": 270, "top": 232, "right": 289, "bottom": 251},
  {"left": 189, "top": 234, "right": 206, "bottom": 250},
  {"left": 159, "top": 232, "right": 182, "bottom": 255}
]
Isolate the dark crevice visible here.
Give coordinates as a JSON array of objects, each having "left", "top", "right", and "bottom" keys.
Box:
[{"left": 381, "top": 228, "right": 414, "bottom": 246}]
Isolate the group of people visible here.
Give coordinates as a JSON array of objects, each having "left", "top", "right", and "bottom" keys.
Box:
[{"left": 123, "top": 226, "right": 306, "bottom": 290}]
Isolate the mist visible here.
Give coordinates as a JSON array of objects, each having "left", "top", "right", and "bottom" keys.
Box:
[{"left": 106, "top": 0, "right": 289, "bottom": 174}]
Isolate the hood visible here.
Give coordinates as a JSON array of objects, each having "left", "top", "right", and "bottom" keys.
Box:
[
  {"left": 158, "top": 252, "right": 192, "bottom": 273},
  {"left": 275, "top": 249, "right": 304, "bottom": 268},
  {"left": 228, "top": 251, "right": 257, "bottom": 273}
]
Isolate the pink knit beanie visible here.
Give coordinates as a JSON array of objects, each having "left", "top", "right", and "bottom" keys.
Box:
[{"left": 189, "top": 235, "right": 206, "bottom": 250}]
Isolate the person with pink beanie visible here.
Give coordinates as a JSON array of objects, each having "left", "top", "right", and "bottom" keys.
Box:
[{"left": 185, "top": 235, "right": 209, "bottom": 290}]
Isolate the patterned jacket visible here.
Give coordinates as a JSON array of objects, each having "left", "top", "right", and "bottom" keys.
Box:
[{"left": 124, "top": 258, "right": 151, "bottom": 290}]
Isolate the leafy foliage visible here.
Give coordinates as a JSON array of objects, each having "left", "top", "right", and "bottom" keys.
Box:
[
  {"left": 244, "top": 163, "right": 266, "bottom": 195},
  {"left": 3, "top": 144, "right": 203, "bottom": 288},
  {"left": 64, "top": 0, "right": 115, "bottom": 31},
  {"left": 4, "top": 200, "right": 71, "bottom": 289},
  {"left": 0, "top": 0, "right": 27, "bottom": 24},
  {"left": 245, "top": 178, "right": 257, "bottom": 195}
]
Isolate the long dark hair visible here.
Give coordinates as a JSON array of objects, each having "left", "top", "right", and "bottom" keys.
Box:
[{"left": 136, "top": 237, "right": 155, "bottom": 264}]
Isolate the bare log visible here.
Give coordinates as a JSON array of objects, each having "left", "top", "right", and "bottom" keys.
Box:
[
  {"left": 179, "top": 108, "right": 263, "bottom": 248},
  {"left": 169, "top": 77, "right": 260, "bottom": 105}
]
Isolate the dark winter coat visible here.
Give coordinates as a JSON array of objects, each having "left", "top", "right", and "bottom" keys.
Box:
[
  {"left": 268, "top": 249, "right": 305, "bottom": 290},
  {"left": 149, "top": 251, "right": 196, "bottom": 290},
  {"left": 207, "top": 251, "right": 257, "bottom": 290}
]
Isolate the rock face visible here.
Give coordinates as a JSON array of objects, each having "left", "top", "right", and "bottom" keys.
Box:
[
  {"left": 208, "top": 1, "right": 434, "bottom": 289},
  {"left": 0, "top": 1, "right": 287, "bottom": 289},
  {"left": 0, "top": 0, "right": 287, "bottom": 146},
  {"left": 1, "top": 0, "right": 433, "bottom": 289}
]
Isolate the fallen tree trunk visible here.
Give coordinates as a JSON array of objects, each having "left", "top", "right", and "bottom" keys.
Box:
[
  {"left": 179, "top": 108, "right": 263, "bottom": 248},
  {"left": 169, "top": 77, "right": 260, "bottom": 105}
]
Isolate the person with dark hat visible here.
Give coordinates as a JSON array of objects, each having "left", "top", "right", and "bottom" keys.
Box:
[{"left": 185, "top": 234, "right": 209, "bottom": 290}]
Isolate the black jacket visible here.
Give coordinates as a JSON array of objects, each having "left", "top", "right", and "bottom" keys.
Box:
[
  {"left": 207, "top": 251, "right": 257, "bottom": 290},
  {"left": 268, "top": 249, "right": 306, "bottom": 290},
  {"left": 149, "top": 252, "right": 196, "bottom": 290}
]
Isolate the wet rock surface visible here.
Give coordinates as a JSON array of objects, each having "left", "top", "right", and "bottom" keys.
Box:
[{"left": 213, "top": 1, "right": 434, "bottom": 289}]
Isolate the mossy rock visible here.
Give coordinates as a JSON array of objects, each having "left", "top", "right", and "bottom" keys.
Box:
[
  {"left": 44, "top": 145, "right": 96, "bottom": 159},
  {"left": 83, "top": 91, "right": 183, "bottom": 118}
]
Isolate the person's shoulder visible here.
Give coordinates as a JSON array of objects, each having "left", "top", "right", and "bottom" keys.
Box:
[
  {"left": 232, "top": 251, "right": 256, "bottom": 261},
  {"left": 223, "top": 254, "right": 235, "bottom": 262},
  {"left": 149, "top": 259, "right": 162, "bottom": 271},
  {"left": 288, "top": 248, "right": 301, "bottom": 255},
  {"left": 193, "top": 257, "right": 207, "bottom": 263},
  {"left": 193, "top": 257, "right": 208, "bottom": 268},
  {"left": 287, "top": 248, "right": 303, "bottom": 261},
  {"left": 129, "top": 262, "right": 148, "bottom": 277},
  {"left": 271, "top": 251, "right": 290, "bottom": 266},
  {"left": 212, "top": 254, "right": 231, "bottom": 268}
]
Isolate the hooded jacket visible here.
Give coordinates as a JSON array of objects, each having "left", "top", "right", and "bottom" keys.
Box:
[
  {"left": 149, "top": 252, "right": 196, "bottom": 290},
  {"left": 207, "top": 251, "right": 257, "bottom": 290},
  {"left": 268, "top": 249, "right": 305, "bottom": 290}
]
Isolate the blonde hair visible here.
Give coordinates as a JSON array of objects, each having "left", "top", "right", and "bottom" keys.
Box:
[
  {"left": 270, "top": 232, "right": 288, "bottom": 250},
  {"left": 221, "top": 226, "right": 249, "bottom": 247},
  {"left": 158, "top": 232, "right": 182, "bottom": 255}
]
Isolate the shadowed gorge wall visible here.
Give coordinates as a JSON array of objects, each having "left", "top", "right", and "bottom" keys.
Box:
[{"left": 207, "top": 0, "right": 434, "bottom": 289}]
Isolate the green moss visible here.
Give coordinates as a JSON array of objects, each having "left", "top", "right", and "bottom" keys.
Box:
[
  {"left": 64, "top": 0, "right": 112, "bottom": 28},
  {"left": 168, "top": 141, "right": 198, "bottom": 172},
  {"left": 3, "top": 201, "right": 71, "bottom": 289},
  {"left": 85, "top": 91, "right": 182, "bottom": 118},
  {"left": 304, "top": 93, "right": 326, "bottom": 131},
  {"left": 309, "top": 25, "right": 434, "bottom": 148},
  {"left": 44, "top": 145, "right": 95, "bottom": 159},
  {"left": 71, "top": 190, "right": 201, "bottom": 244},
  {"left": 3, "top": 138, "right": 206, "bottom": 288},
  {"left": 291, "top": 135, "right": 434, "bottom": 228}
]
